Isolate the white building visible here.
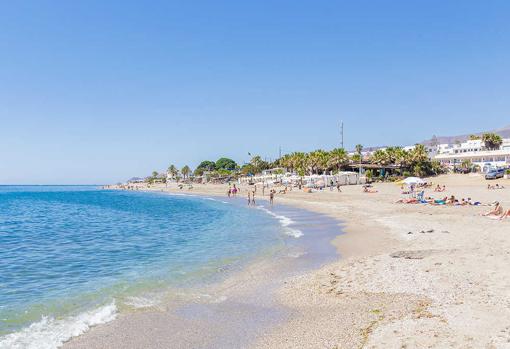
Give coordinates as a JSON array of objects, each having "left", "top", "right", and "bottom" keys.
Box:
[{"left": 434, "top": 138, "right": 510, "bottom": 171}]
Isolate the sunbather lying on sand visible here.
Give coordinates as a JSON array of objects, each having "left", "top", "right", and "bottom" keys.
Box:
[
  {"left": 395, "top": 198, "right": 418, "bottom": 204},
  {"left": 483, "top": 202, "right": 503, "bottom": 217},
  {"left": 363, "top": 186, "right": 378, "bottom": 193},
  {"left": 499, "top": 209, "right": 510, "bottom": 220}
]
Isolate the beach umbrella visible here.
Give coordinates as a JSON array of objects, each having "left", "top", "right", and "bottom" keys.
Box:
[{"left": 402, "top": 177, "right": 424, "bottom": 185}]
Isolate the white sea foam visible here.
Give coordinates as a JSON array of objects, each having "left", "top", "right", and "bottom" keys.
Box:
[
  {"left": 0, "top": 302, "right": 117, "bottom": 349},
  {"left": 124, "top": 296, "right": 161, "bottom": 309},
  {"left": 202, "top": 197, "right": 229, "bottom": 204},
  {"left": 256, "top": 206, "right": 303, "bottom": 238},
  {"left": 287, "top": 251, "right": 306, "bottom": 258}
]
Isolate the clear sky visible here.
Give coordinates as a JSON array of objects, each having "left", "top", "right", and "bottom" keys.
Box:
[{"left": 1, "top": 1, "right": 509, "bottom": 184}]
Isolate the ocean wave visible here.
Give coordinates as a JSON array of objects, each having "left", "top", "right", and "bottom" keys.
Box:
[
  {"left": 256, "top": 206, "right": 303, "bottom": 238},
  {"left": 0, "top": 302, "right": 117, "bottom": 349},
  {"left": 202, "top": 197, "right": 229, "bottom": 204}
]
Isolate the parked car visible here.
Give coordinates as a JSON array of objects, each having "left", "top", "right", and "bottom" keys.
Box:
[{"left": 485, "top": 168, "right": 506, "bottom": 180}]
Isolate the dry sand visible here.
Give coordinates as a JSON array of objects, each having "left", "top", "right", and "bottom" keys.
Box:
[{"left": 67, "top": 174, "right": 510, "bottom": 348}]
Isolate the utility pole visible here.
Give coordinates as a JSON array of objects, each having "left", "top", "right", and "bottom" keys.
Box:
[
  {"left": 340, "top": 121, "right": 344, "bottom": 149},
  {"left": 279, "top": 145, "right": 282, "bottom": 159}
]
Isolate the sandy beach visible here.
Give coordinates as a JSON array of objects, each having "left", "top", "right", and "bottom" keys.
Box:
[{"left": 66, "top": 173, "right": 510, "bottom": 348}]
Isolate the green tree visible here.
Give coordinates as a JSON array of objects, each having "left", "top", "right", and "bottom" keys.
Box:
[
  {"left": 167, "top": 165, "right": 178, "bottom": 179},
  {"left": 194, "top": 160, "right": 216, "bottom": 176},
  {"left": 181, "top": 165, "right": 191, "bottom": 179},
  {"left": 307, "top": 149, "right": 328, "bottom": 174},
  {"left": 215, "top": 158, "right": 238, "bottom": 171},
  {"left": 240, "top": 163, "right": 256, "bottom": 176},
  {"left": 249, "top": 155, "right": 270, "bottom": 174},
  {"left": 328, "top": 148, "right": 348, "bottom": 172},
  {"left": 482, "top": 133, "right": 503, "bottom": 150},
  {"left": 371, "top": 149, "right": 389, "bottom": 166},
  {"left": 291, "top": 152, "right": 307, "bottom": 175},
  {"left": 355, "top": 144, "right": 363, "bottom": 156}
]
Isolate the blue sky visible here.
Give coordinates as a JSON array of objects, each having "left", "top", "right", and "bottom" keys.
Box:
[{"left": 1, "top": 1, "right": 509, "bottom": 184}]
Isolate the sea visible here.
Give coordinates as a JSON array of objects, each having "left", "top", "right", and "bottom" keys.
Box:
[{"left": 0, "top": 185, "right": 315, "bottom": 349}]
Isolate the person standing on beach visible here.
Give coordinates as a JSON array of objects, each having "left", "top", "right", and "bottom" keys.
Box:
[
  {"left": 251, "top": 190, "right": 256, "bottom": 205},
  {"left": 247, "top": 191, "right": 251, "bottom": 205},
  {"left": 269, "top": 190, "right": 274, "bottom": 205}
]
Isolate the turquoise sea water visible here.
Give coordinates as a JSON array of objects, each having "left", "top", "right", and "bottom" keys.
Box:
[{"left": 0, "top": 186, "right": 288, "bottom": 348}]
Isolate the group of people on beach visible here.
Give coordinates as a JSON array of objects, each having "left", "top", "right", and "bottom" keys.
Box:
[
  {"left": 396, "top": 183, "right": 485, "bottom": 207},
  {"left": 227, "top": 184, "right": 239, "bottom": 197},
  {"left": 395, "top": 182, "right": 509, "bottom": 221},
  {"left": 226, "top": 184, "right": 277, "bottom": 206},
  {"left": 397, "top": 194, "right": 482, "bottom": 206}
]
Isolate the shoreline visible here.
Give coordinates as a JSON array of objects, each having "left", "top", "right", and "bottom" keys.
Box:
[
  {"left": 63, "top": 189, "right": 344, "bottom": 349},
  {"left": 67, "top": 173, "right": 510, "bottom": 347}
]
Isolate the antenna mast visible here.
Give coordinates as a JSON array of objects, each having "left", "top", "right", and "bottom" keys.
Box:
[{"left": 340, "top": 121, "right": 344, "bottom": 149}]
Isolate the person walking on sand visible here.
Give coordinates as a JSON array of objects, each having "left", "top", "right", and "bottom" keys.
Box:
[
  {"left": 269, "top": 189, "right": 274, "bottom": 205},
  {"left": 336, "top": 183, "right": 342, "bottom": 192}
]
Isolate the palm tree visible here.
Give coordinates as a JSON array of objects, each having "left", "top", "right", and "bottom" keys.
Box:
[
  {"left": 181, "top": 165, "right": 190, "bottom": 179},
  {"left": 370, "top": 149, "right": 388, "bottom": 166},
  {"left": 482, "top": 133, "right": 503, "bottom": 150},
  {"left": 409, "top": 144, "right": 429, "bottom": 163},
  {"left": 291, "top": 152, "right": 307, "bottom": 176},
  {"left": 167, "top": 164, "right": 178, "bottom": 180},
  {"left": 408, "top": 144, "right": 431, "bottom": 176},
  {"left": 278, "top": 153, "right": 293, "bottom": 172},
  {"left": 328, "top": 148, "right": 348, "bottom": 172},
  {"left": 307, "top": 149, "right": 328, "bottom": 174},
  {"left": 354, "top": 144, "right": 362, "bottom": 155},
  {"left": 395, "top": 148, "right": 410, "bottom": 169},
  {"left": 249, "top": 155, "right": 269, "bottom": 174},
  {"left": 355, "top": 144, "right": 363, "bottom": 183}
]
